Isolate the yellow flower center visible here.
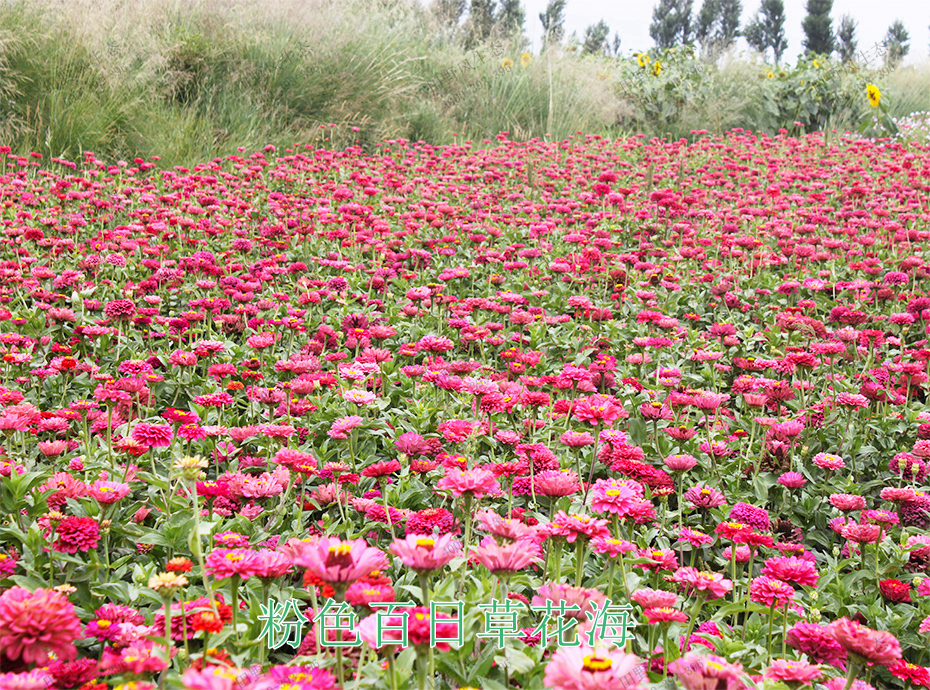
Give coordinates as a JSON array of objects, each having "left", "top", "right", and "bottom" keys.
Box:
[{"left": 582, "top": 655, "right": 613, "bottom": 672}]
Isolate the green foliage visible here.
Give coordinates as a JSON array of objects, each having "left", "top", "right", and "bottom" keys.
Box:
[
  {"left": 649, "top": 0, "right": 694, "bottom": 49},
  {"left": 801, "top": 0, "right": 835, "bottom": 56},
  {"left": 837, "top": 15, "right": 857, "bottom": 63},
  {"left": 883, "top": 20, "right": 910, "bottom": 69},
  {"left": 695, "top": 0, "right": 741, "bottom": 56},
  {"left": 539, "top": 0, "right": 567, "bottom": 44},
  {"left": 581, "top": 20, "right": 611, "bottom": 56},
  {"left": 495, "top": 0, "right": 525, "bottom": 38},
  {"left": 744, "top": 0, "right": 787, "bottom": 64}
]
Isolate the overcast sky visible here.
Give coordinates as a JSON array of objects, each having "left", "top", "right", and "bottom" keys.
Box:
[{"left": 521, "top": 0, "right": 928, "bottom": 65}]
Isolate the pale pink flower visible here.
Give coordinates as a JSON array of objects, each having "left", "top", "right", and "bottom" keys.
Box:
[
  {"left": 389, "top": 533, "right": 460, "bottom": 572},
  {"left": 436, "top": 467, "right": 500, "bottom": 499},
  {"left": 283, "top": 537, "right": 388, "bottom": 586}
]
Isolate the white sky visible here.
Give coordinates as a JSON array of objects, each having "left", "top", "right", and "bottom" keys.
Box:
[{"left": 521, "top": 0, "right": 928, "bottom": 65}]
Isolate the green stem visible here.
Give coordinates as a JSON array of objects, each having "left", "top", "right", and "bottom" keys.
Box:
[
  {"left": 387, "top": 654, "right": 399, "bottom": 690},
  {"left": 419, "top": 571, "right": 431, "bottom": 608},
  {"left": 843, "top": 661, "right": 861, "bottom": 690},
  {"left": 678, "top": 593, "right": 707, "bottom": 659},
  {"left": 575, "top": 542, "right": 586, "bottom": 587},
  {"left": 164, "top": 595, "right": 174, "bottom": 664},
  {"left": 766, "top": 601, "right": 776, "bottom": 665}
]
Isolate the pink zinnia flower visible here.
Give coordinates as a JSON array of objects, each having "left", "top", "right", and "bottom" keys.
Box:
[
  {"left": 841, "top": 523, "right": 882, "bottom": 544},
  {"left": 181, "top": 666, "right": 241, "bottom": 690},
  {"left": 777, "top": 472, "right": 806, "bottom": 488},
  {"left": 471, "top": 535, "right": 542, "bottom": 574},
  {"left": 88, "top": 480, "right": 131, "bottom": 504},
  {"left": 0, "top": 587, "right": 82, "bottom": 665},
  {"left": 532, "top": 583, "right": 606, "bottom": 621},
  {"left": 327, "top": 416, "right": 363, "bottom": 439},
  {"left": 204, "top": 548, "right": 262, "bottom": 580},
  {"left": 630, "top": 588, "right": 679, "bottom": 609},
  {"left": 671, "top": 567, "right": 733, "bottom": 599},
  {"left": 827, "top": 617, "right": 902, "bottom": 666},
  {"left": 475, "top": 510, "right": 537, "bottom": 541},
  {"left": 664, "top": 454, "right": 698, "bottom": 471},
  {"left": 683, "top": 485, "right": 726, "bottom": 509},
  {"left": 644, "top": 607, "right": 688, "bottom": 624},
  {"left": 251, "top": 550, "right": 293, "bottom": 580},
  {"left": 547, "top": 511, "right": 611, "bottom": 543},
  {"left": 749, "top": 576, "right": 795, "bottom": 608},
  {"left": 389, "top": 533, "right": 460, "bottom": 572},
  {"left": 668, "top": 653, "right": 744, "bottom": 690},
  {"left": 132, "top": 423, "right": 173, "bottom": 447},
  {"left": 436, "top": 467, "right": 500, "bottom": 499},
  {"left": 813, "top": 453, "right": 846, "bottom": 470},
  {"left": 573, "top": 395, "right": 626, "bottom": 426},
  {"left": 830, "top": 493, "right": 866, "bottom": 511},
  {"left": 589, "top": 478, "right": 644, "bottom": 516},
  {"left": 394, "top": 432, "right": 429, "bottom": 456},
  {"left": 760, "top": 556, "right": 819, "bottom": 587},
  {"left": 560, "top": 431, "right": 595, "bottom": 448},
  {"left": 54, "top": 516, "right": 100, "bottom": 553},
  {"left": 786, "top": 621, "right": 847, "bottom": 667},
  {"left": 534, "top": 470, "right": 581, "bottom": 497},
  {"left": 284, "top": 537, "right": 388, "bottom": 586},
  {"left": 764, "top": 659, "right": 822, "bottom": 684},
  {"left": 543, "top": 644, "right": 644, "bottom": 690}
]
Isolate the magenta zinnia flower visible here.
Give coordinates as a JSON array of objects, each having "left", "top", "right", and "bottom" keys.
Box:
[
  {"left": 54, "top": 516, "right": 100, "bottom": 553},
  {"left": 543, "top": 644, "right": 644, "bottom": 690},
  {"left": 132, "top": 423, "right": 174, "bottom": 447},
  {"left": 204, "top": 548, "right": 262, "bottom": 580},
  {"left": 0, "top": 587, "right": 82, "bottom": 665},
  {"left": 760, "top": 556, "right": 820, "bottom": 587},
  {"left": 589, "top": 478, "right": 644, "bottom": 516},
  {"left": 671, "top": 567, "right": 733, "bottom": 600},
  {"left": 749, "top": 576, "right": 795, "bottom": 608},
  {"left": 547, "top": 511, "right": 611, "bottom": 543},
  {"left": 786, "top": 621, "right": 847, "bottom": 667},
  {"left": 827, "top": 617, "right": 902, "bottom": 666}
]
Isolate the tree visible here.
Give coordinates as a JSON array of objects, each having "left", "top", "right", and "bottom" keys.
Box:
[
  {"left": 496, "top": 0, "right": 525, "bottom": 37},
  {"left": 744, "top": 0, "right": 787, "bottom": 64},
  {"left": 433, "top": 0, "right": 467, "bottom": 29},
  {"left": 883, "top": 20, "right": 909, "bottom": 68},
  {"left": 649, "top": 0, "right": 694, "bottom": 49},
  {"left": 610, "top": 32, "right": 622, "bottom": 56},
  {"left": 465, "top": 0, "right": 496, "bottom": 47},
  {"left": 801, "top": 0, "right": 834, "bottom": 55},
  {"left": 695, "top": 0, "right": 741, "bottom": 55},
  {"left": 836, "top": 14, "right": 857, "bottom": 63},
  {"left": 582, "top": 20, "right": 611, "bottom": 55},
  {"left": 539, "top": 0, "right": 567, "bottom": 44}
]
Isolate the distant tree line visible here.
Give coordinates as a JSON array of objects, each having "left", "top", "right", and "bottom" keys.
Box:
[{"left": 428, "top": 0, "right": 917, "bottom": 67}]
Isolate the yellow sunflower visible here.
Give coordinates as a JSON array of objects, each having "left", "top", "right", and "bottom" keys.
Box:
[
  {"left": 652, "top": 61, "right": 662, "bottom": 76},
  {"left": 501, "top": 58, "right": 513, "bottom": 69},
  {"left": 866, "top": 83, "right": 881, "bottom": 108},
  {"left": 521, "top": 52, "right": 532, "bottom": 67},
  {"left": 636, "top": 53, "right": 651, "bottom": 68}
]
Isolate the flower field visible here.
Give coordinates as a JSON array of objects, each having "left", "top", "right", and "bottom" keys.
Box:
[{"left": 1, "top": 131, "right": 930, "bottom": 690}]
